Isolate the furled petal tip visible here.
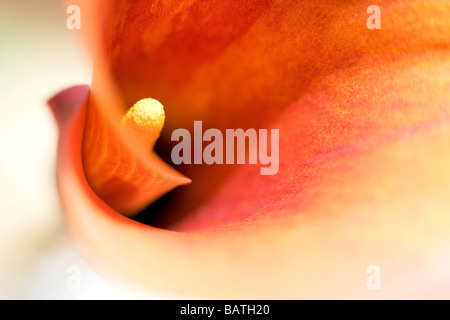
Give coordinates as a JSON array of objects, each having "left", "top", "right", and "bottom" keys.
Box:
[{"left": 48, "top": 85, "right": 90, "bottom": 129}]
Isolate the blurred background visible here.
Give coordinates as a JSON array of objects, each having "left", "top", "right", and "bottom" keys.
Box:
[{"left": 0, "top": 0, "right": 183, "bottom": 299}]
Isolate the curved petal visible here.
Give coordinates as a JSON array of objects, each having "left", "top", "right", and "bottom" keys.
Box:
[
  {"left": 49, "top": 60, "right": 450, "bottom": 298},
  {"left": 51, "top": 0, "right": 450, "bottom": 298}
]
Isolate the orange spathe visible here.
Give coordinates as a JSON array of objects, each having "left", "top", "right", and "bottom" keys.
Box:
[{"left": 49, "top": 0, "right": 450, "bottom": 298}]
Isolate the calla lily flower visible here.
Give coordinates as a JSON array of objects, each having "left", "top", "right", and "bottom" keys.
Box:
[{"left": 49, "top": 0, "right": 450, "bottom": 298}]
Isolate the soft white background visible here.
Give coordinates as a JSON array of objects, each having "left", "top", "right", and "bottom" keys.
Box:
[{"left": 0, "top": 0, "right": 185, "bottom": 300}]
